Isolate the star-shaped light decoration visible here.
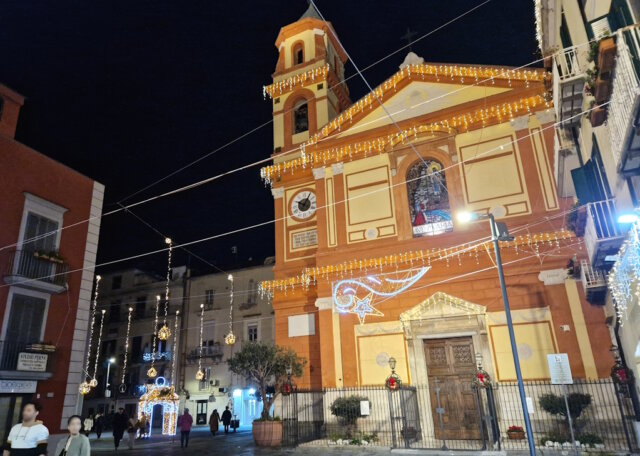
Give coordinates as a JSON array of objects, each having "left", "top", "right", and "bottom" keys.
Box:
[{"left": 349, "top": 293, "right": 382, "bottom": 324}]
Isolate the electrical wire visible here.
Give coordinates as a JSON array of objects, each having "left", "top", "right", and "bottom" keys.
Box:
[{"left": 0, "top": 99, "right": 608, "bottom": 290}]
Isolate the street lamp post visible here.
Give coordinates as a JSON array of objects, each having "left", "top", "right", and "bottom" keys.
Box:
[
  {"left": 459, "top": 212, "right": 536, "bottom": 456},
  {"left": 105, "top": 357, "right": 115, "bottom": 411}
]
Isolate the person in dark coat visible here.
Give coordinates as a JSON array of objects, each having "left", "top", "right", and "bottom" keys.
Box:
[
  {"left": 94, "top": 413, "right": 104, "bottom": 439},
  {"left": 111, "top": 408, "right": 128, "bottom": 451},
  {"left": 221, "top": 406, "right": 232, "bottom": 434},
  {"left": 208, "top": 409, "right": 220, "bottom": 437}
]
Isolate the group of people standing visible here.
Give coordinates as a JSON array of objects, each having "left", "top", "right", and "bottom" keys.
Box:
[
  {"left": 3, "top": 402, "right": 238, "bottom": 455},
  {"left": 2, "top": 401, "right": 90, "bottom": 456}
]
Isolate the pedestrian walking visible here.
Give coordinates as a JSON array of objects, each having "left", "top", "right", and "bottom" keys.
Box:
[
  {"left": 177, "top": 409, "right": 193, "bottom": 448},
  {"left": 221, "top": 406, "right": 232, "bottom": 434},
  {"left": 208, "top": 409, "right": 220, "bottom": 437},
  {"left": 4, "top": 401, "right": 49, "bottom": 456},
  {"left": 54, "top": 415, "right": 90, "bottom": 456},
  {"left": 82, "top": 416, "right": 93, "bottom": 437},
  {"left": 94, "top": 413, "right": 104, "bottom": 440},
  {"left": 111, "top": 408, "right": 128, "bottom": 451},
  {"left": 126, "top": 416, "right": 137, "bottom": 450}
]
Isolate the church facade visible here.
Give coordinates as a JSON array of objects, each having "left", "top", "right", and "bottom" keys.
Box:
[{"left": 259, "top": 7, "right": 616, "bottom": 442}]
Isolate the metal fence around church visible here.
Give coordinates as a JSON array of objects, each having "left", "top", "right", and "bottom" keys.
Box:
[{"left": 277, "top": 379, "right": 638, "bottom": 452}]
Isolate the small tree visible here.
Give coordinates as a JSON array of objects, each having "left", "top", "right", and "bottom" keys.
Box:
[
  {"left": 330, "top": 395, "right": 369, "bottom": 437},
  {"left": 227, "top": 342, "right": 306, "bottom": 420},
  {"left": 539, "top": 392, "right": 592, "bottom": 435}
]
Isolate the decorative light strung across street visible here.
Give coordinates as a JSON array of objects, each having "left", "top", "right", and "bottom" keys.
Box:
[
  {"left": 224, "top": 274, "right": 236, "bottom": 345},
  {"left": 157, "top": 238, "right": 173, "bottom": 341}
]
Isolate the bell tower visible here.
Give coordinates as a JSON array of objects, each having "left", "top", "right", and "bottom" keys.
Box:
[{"left": 268, "top": 4, "right": 351, "bottom": 153}]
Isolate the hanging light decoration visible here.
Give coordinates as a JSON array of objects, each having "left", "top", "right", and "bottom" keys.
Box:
[
  {"left": 148, "top": 295, "right": 161, "bottom": 378},
  {"left": 195, "top": 304, "right": 205, "bottom": 381},
  {"left": 90, "top": 309, "right": 107, "bottom": 388},
  {"left": 224, "top": 275, "right": 236, "bottom": 345},
  {"left": 80, "top": 274, "right": 101, "bottom": 395},
  {"left": 120, "top": 307, "right": 133, "bottom": 386},
  {"left": 170, "top": 310, "right": 180, "bottom": 384},
  {"left": 158, "top": 238, "right": 173, "bottom": 341}
]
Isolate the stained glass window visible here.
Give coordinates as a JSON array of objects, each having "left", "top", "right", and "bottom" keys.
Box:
[{"left": 407, "top": 160, "right": 453, "bottom": 237}]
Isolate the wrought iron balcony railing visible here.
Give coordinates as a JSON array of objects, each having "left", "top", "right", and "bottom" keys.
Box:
[{"left": 4, "top": 250, "right": 68, "bottom": 290}]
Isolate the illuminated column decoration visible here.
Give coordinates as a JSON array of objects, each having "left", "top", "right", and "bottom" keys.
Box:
[
  {"left": 121, "top": 307, "right": 133, "bottom": 385},
  {"left": 196, "top": 304, "right": 205, "bottom": 380},
  {"left": 170, "top": 310, "right": 180, "bottom": 384},
  {"left": 224, "top": 274, "right": 236, "bottom": 345},
  {"left": 90, "top": 309, "right": 107, "bottom": 387},
  {"left": 148, "top": 295, "right": 161, "bottom": 378},
  {"left": 80, "top": 274, "right": 101, "bottom": 395},
  {"left": 158, "top": 238, "right": 173, "bottom": 341}
]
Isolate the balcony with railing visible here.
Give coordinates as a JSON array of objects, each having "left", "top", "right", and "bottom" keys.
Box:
[
  {"left": 607, "top": 25, "right": 640, "bottom": 175},
  {"left": 583, "top": 199, "right": 625, "bottom": 268},
  {"left": 0, "top": 340, "right": 55, "bottom": 380},
  {"left": 186, "top": 344, "right": 224, "bottom": 363},
  {"left": 579, "top": 260, "right": 607, "bottom": 304},
  {"left": 552, "top": 46, "right": 587, "bottom": 126},
  {"left": 3, "top": 250, "right": 69, "bottom": 294}
]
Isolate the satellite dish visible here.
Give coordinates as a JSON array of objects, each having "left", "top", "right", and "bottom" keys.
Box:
[{"left": 489, "top": 206, "right": 506, "bottom": 218}]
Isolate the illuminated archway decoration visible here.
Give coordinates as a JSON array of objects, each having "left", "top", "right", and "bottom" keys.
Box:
[
  {"left": 138, "top": 381, "right": 179, "bottom": 436},
  {"left": 332, "top": 267, "right": 430, "bottom": 324}
]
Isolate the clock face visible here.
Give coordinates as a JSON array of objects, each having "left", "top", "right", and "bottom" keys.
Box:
[{"left": 290, "top": 191, "right": 317, "bottom": 220}]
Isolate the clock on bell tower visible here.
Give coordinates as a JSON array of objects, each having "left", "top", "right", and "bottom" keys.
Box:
[{"left": 268, "top": 4, "right": 351, "bottom": 153}]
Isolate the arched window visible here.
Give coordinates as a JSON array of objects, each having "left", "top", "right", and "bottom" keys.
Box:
[
  {"left": 293, "top": 43, "right": 304, "bottom": 65},
  {"left": 406, "top": 160, "right": 453, "bottom": 237},
  {"left": 293, "top": 100, "right": 308, "bottom": 134}
]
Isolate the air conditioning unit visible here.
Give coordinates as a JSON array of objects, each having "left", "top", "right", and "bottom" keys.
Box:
[{"left": 218, "top": 387, "right": 228, "bottom": 393}]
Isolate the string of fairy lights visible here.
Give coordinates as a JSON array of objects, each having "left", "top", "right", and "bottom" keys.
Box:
[
  {"left": 224, "top": 274, "right": 236, "bottom": 345},
  {"left": 158, "top": 238, "right": 173, "bottom": 342},
  {"left": 79, "top": 274, "right": 101, "bottom": 394},
  {"left": 121, "top": 307, "right": 133, "bottom": 385}
]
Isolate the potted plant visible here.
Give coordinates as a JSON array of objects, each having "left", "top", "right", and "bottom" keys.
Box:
[
  {"left": 507, "top": 425, "right": 525, "bottom": 440},
  {"left": 227, "top": 342, "right": 306, "bottom": 447}
]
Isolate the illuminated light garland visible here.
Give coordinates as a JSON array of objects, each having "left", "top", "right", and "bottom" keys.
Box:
[
  {"left": 170, "top": 310, "right": 179, "bottom": 384},
  {"left": 333, "top": 268, "right": 429, "bottom": 324},
  {"left": 608, "top": 222, "right": 640, "bottom": 324},
  {"left": 225, "top": 275, "right": 236, "bottom": 345},
  {"left": 262, "top": 62, "right": 546, "bottom": 100},
  {"left": 259, "top": 229, "right": 574, "bottom": 296},
  {"left": 158, "top": 238, "right": 173, "bottom": 341},
  {"left": 90, "top": 309, "right": 107, "bottom": 388},
  {"left": 196, "top": 304, "right": 205, "bottom": 380},
  {"left": 138, "top": 382, "right": 179, "bottom": 436},
  {"left": 263, "top": 64, "right": 330, "bottom": 98},
  {"left": 148, "top": 295, "right": 161, "bottom": 378},
  {"left": 80, "top": 274, "right": 101, "bottom": 394},
  {"left": 260, "top": 93, "right": 550, "bottom": 184},
  {"left": 121, "top": 307, "right": 133, "bottom": 385}
]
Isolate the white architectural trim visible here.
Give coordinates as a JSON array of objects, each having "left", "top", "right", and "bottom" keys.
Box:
[
  {"left": 535, "top": 109, "right": 555, "bottom": 124},
  {"left": 17, "top": 192, "right": 68, "bottom": 250},
  {"left": 312, "top": 167, "right": 325, "bottom": 180},
  {"left": 315, "top": 297, "right": 332, "bottom": 311},
  {"left": 331, "top": 162, "right": 344, "bottom": 175},
  {"left": 538, "top": 268, "right": 569, "bottom": 285},
  {"left": 271, "top": 187, "right": 284, "bottom": 199},
  {"left": 510, "top": 115, "right": 530, "bottom": 132},
  {"left": 61, "top": 181, "right": 104, "bottom": 428}
]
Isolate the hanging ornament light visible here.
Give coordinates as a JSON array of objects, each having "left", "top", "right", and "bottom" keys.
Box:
[
  {"left": 90, "top": 309, "right": 107, "bottom": 388},
  {"left": 120, "top": 307, "right": 133, "bottom": 386},
  {"left": 148, "top": 295, "right": 161, "bottom": 378},
  {"left": 196, "top": 304, "right": 205, "bottom": 380},
  {"left": 170, "top": 310, "right": 180, "bottom": 384},
  {"left": 80, "top": 274, "right": 101, "bottom": 394},
  {"left": 158, "top": 238, "right": 173, "bottom": 341},
  {"left": 224, "top": 275, "right": 236, "bottom": 345}
]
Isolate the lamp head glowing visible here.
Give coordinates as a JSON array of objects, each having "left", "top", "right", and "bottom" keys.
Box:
[
  {"left": 109, "top": 357, "right": 116, "bottom": 364},
  {"left": 456, "top": 211, "right": 476, "bottom": 224},
  {"left": 617, "top": 213, "right": 639, "bottom": 224},
  {"left": 165, "top": 237, "right": 172, "bottom": 245}
]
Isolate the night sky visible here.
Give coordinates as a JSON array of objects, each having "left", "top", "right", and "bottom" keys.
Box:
[{"left": 1, "top": 0, "right": 538, "bottom": 275}]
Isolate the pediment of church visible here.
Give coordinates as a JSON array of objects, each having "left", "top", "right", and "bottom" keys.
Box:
[
  {"left": 399, "top": 291, "right": 486, "bottom": 323},
  {"left": 337, "top": 80, "right": 512, "bottom": 139}
]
